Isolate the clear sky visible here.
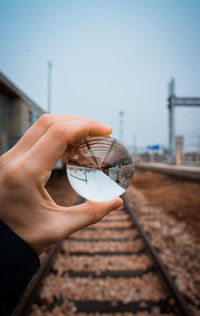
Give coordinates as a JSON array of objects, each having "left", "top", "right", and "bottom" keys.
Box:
[{"left": 0, "top": 0, "right": 200, "bottom": 151}]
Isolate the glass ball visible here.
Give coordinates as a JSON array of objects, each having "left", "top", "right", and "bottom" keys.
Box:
[{"left": 66, "top": 136, "right": 134, "bottom": 202}]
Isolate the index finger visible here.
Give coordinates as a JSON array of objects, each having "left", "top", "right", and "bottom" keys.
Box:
[
  {"left": 5, "top": 114, "right": 83, "bottom": 158},
  {"left": 25, "top": 118, "right": 112, "bottom": 172}
]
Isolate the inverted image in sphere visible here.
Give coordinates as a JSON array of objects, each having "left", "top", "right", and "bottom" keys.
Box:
[{"left": 66, "top": 136, "right": 134, "bottom": 202}]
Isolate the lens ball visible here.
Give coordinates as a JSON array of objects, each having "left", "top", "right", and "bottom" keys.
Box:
[{"left": 66, "top": 136, "right": 134, "bottom": 202}]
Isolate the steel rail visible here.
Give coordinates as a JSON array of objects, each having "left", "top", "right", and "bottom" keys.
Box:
[
  {"left": 122, "top": 194, "right": 193, "bottom": 316},
  {"left": 12, "top": 193, "right": 193, "bottom": 316},
  {"left": 12, "top": 242, "right": 62, "bottom": 316},
  {"left": 12, "top": 196, "right": 84, "bottom": 316}
]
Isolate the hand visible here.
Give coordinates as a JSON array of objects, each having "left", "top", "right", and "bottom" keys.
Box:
[{"left": 0, "top": 114, "right": 122, "bottom": 254}]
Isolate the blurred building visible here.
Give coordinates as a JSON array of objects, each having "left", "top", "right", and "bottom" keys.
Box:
[
  {"left": 176, "top": 136, "right": 184, "bottom": 166},
  {"left": 0, "top": 71, "right": 44, "bottom": 155}
]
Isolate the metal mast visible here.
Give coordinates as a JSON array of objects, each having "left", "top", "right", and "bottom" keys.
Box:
[
  {"left": 119, "top": 111, "right": 124, "bottom": 144},
  {"left": 168, "top": 78, "right": 176, "bottom": 164},
  {"left": 168, "top": 78, "right": 200, "bottom": 164},
  {"left": 47, "top": 61, "right": 52, "bottom": 113}
]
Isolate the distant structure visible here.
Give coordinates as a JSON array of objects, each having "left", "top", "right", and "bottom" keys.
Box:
[
  {"left": 168, "top": 78, "right": 200, "bottom": 164},
  {"left": 0, "top": 71, "right": 44, "bottom": 155},
  {"left": 119, "top": 111, "right": 124, "bottom": 144},
  {"left": 175, "top": 136, "right": 184, "bottom": 166}
]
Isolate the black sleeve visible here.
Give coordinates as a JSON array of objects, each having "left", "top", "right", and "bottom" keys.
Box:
[{"left": 0, "top": 221, "right": 40, "bottom": 316}]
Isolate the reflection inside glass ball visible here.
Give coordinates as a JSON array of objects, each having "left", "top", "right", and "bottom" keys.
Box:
[{"left": 66, "top": 136, "right": 134, "bottom": 202}]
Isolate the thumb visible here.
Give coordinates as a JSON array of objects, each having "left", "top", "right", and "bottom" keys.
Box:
[{"left": 55, "top": 197, "right": 123, "bottom": 239}]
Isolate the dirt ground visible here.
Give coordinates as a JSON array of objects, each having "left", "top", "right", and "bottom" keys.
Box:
[{"left": 132, "top": 169, "right": 200, "bottom": 239}]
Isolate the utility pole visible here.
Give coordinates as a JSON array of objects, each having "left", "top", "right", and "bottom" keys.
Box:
[
  {"left": 133, "top": 134, "right": 137, "bottom": 159},
  {"left": 47, "top": 61, "right": 52, "bottom": 113},
  {"left": 119, "top": 111, "right": 124, "bottom": 144},
  {"left": 168, "top": 78, "right": 176, "bottom": 164}
]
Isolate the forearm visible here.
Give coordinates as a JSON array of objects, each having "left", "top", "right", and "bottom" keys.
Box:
[{"left": 0, "top": 221, "right": 40, "bottom": 315}]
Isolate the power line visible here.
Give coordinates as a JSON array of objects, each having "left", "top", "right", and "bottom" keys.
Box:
[{"left": 182, "top": 128, "right": 200, "bottom": 137}]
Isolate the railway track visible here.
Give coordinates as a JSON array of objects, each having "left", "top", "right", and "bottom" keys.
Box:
[{"left": 13, "top": 192, "right": 192, "bottom": 316}]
